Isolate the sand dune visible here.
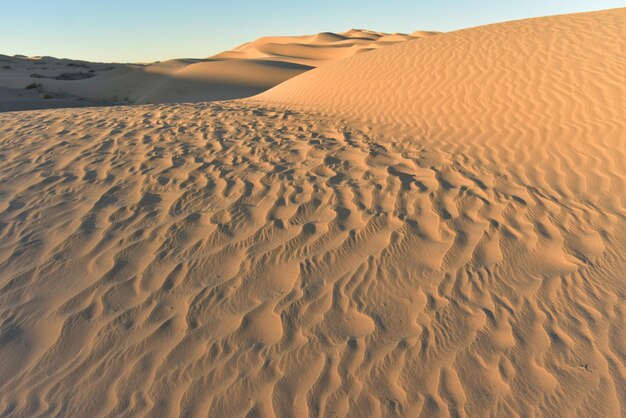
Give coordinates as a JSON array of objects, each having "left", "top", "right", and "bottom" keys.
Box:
[
  {"left": 0, "top": 8, "right": 624, "bottom": 418},
  {"left": 0, "top": 29, "right": 433, "bottom": 112},
  {"left": 260, "top": 10, "right": 624, "bottom": 142}
]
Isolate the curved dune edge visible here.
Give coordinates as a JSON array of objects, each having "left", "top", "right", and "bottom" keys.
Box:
[
  {"left": 0, "top": 29, "right": 435, "bottom": 111},
  {"left": 257, "top": 9, "right": 624, "bottom": 142},
  {"left": 0, "top": 8, "right": 624, "bottom": 418}
]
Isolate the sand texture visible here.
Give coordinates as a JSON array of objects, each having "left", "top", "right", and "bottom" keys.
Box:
[{"left": 0, "top": 8, "right": 624, "bottom": 418}]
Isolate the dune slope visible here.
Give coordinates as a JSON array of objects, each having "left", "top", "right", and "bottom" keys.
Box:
[
  {"left": 0, "top": 29, "right": 433, "bottom": 111},
  {"left": 0, "top": 8, "right": 624, "bottom": 418},
  {"left": 259, "top": 10, "right": 624, "bottom": 146}
]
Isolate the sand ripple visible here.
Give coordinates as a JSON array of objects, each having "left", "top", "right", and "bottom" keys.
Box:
[{"left": 0, "top": 99, "right": 623, "bottom": 417}]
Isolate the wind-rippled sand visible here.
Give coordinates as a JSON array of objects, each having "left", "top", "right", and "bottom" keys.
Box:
[{"left": 0, "top": 8, "right": 624, "bottom": 418}]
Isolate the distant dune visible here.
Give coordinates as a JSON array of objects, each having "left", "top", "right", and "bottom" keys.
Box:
[
  {"left": 0, "top": 29, "right": 434, "bottom": 112},
  {"left": 0, "top": 8, "right": 624, "bottom": 418}
]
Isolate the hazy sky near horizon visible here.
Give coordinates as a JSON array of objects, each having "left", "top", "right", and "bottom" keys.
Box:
[{"left": 1, "top": 0, "right": 623, "bottom": 62}]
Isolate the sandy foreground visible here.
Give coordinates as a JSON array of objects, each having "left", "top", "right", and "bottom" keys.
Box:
[{"left": 0, "top": 8, "right": 624, "bottom": 418}]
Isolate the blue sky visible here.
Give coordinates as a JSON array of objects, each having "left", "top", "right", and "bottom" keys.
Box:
[{"left": 0, "top": 0, "right": 623, "bottom": 62}]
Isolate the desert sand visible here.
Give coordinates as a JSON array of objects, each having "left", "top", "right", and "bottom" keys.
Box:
[
  {"left": 0, "top": 7, "right": 624, "bottom": 418},
  {"left": 0, "top": 29, "right": 433, "bottom": 112}
]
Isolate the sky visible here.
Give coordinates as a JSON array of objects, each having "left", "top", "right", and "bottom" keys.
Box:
[{"left": 0, "top": 0, "right": 623, "bottom": 63}]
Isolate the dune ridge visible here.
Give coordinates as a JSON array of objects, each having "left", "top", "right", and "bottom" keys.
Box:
[
  {"left": 0, "top": 29, "right": 434, "bottom": 111},
  {"left": 259, "top": 9, "right": 624, "bottom": 142},
  {"left": 0, "top": 8, "right": 624, "bottom": 418}
]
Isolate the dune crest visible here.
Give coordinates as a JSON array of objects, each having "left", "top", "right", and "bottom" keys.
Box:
[
  {"left": 0, "top": 8, "right": 624, "bottom": 418},
  {"left": 0, "top": 29, "right": 434, "bottom": 111},
  {"left": 259, "top": 9, "right": 624, "bottom": 142}
]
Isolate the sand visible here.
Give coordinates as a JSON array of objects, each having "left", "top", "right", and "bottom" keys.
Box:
[
  {"left": 0, "top": 8, "right": 624, "bottom": 418},
  {"left": 0, "top": 29, "right": 433, "bottom": 112}
]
